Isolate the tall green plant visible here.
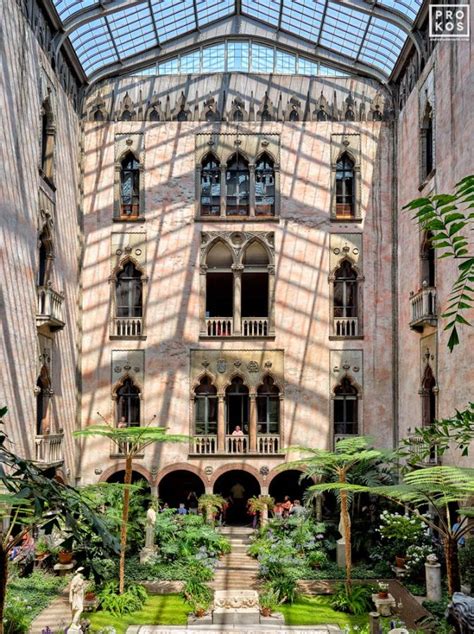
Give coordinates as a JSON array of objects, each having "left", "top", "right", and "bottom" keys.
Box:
[
  {"left": 0, "top": 407, "right": 117, "bottom": 634},
  {"left": 283, "top": 436, "right": 390, "bottom": 587},
  {"left": 74, "top": 420, "right": 187, "bottom": 593},
  {"left": 404, "top": 174, "right": 474, "bottom": 352},
  {"left": 197, "top": 493, "right": 225, "bottom": 523}
]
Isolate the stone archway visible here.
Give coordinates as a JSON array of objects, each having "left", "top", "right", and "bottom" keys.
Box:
[
  {"left": 213, "top": 469, "right": 261, "bottom": 525},
  {"left": 157, "top": 469, "right": 205, "bottom": 510},
  {"left": 268, "top": 469, "right": 312, "bottom": 504}
]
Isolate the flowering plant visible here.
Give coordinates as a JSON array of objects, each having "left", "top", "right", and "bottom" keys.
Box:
[
  {"left": 377, "top": 581, "right": 389, "bottom": 592},
  {"left": 378, "top": 510, "right": 428, "bottom": 558},
  {"left": 405, "top": 544, "right": 434, "bottom": 578}
]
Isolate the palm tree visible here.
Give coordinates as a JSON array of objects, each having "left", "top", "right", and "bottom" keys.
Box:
[
  {"left": 373, "top": 465, "right": 474, "bottom": 595},
  {"left": 197, "top": 493, "right": 226, "bottom": 524},
  {"left": 74, "top": 419, "right": 187, "bottom": 594},
  {"left": 283, "top": 436, "right": 391, "bottom": 587}
]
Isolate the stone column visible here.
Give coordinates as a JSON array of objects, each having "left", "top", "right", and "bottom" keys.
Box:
[
  {"left": 232, "top": 264, "right": 243, "bottom": 335},
  {"left": 274, "top": 163, "right": 281, "bottom": 217},
  {"left": 249, "top": 393, "right": 257, "bottom": 452},
  {"left": 268, "top": 265, "right": 276, "bottom": 336},
  {"left": 425, "top": 554, "right": 442, "bottom": 601},
  {"left": 199, "top": 265, "right": 208, "bottom": 336},
  {"left": 217, "top": 394, "right": 225, "bottom": 452},
  {"left": 220, "top": 165, "right": 226, "bottom": 217},
  {"left": 249, "top": 163, "right": 256, "bottom": 217},
  {"left": 369, "top": 611, "right": 380, "bottom": 634}
]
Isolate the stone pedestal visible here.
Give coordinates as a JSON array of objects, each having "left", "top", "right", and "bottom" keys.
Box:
[
  {"left": 369, "top": 611, "right": 380, "bottom": 634},
  {"left": 425, "top": 554, "right": 442, "bottom": 601},
  {"left": 336, "top": 538, "right": 346, "bottom": 568},
  {"left": 54, "top": 562, "right": 76, "bottom": 576},
  {"left": 212, "top": 590, "right": 260, "bottom": 626},
  {"left": 139, "top": 546, "right": 157, "bottom": 564},
  {"left": 372, "top": 593, "right": 396, "bottom": 617},
  {"left": 67, "top": 626, "right": 81, "bottom": 633}
]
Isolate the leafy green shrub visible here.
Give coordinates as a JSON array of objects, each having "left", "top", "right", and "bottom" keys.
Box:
[
  {"left": 182, "top": 576, "right": 213, "bottom": 609},
  {"left": 3, "top": 595, "right": 31, "bottom": 634},
  {"left": 259, "top": 588, "right": 278, "bottom": 612},
  {"left": 265, "top": 569, "right": 299, "bottom": 605},
  {"left": 423, "top": 596, "right": 449, "bottom": 621},
  {"left": 97, "top": 581, "right": 148, "bottom": 616},
  {"left": 329, "top": 582, "right": 374, "bottom": 615},
  {"left": 307, "top": 550, "right": 328, "bottom": 568},
  {"left": 378, "top": 510, "right": 429, "bottom": 560},
  {"left": 459, "top": 538, "right": 474, "bottom": 588}
]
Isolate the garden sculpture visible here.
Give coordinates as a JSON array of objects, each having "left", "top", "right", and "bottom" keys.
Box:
[
  {"left": 145, "top": 505, "right": 157, "bottom": 549},
  {"left": 68, "top": 567, "right": 86, "bottom": 630},
  {"left": 447, "top": 592, "right": 474, "bottom": 634}
]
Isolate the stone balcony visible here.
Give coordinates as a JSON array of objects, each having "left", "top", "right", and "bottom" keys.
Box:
[
  {"left": 34, "top": 433, "right": 64, "bottom": 467},
  {"left": 409, "top": 285, "right": 437, "bottom": 331},
  {"left": 111, "top": 316, "right": 144, "bottom": 338},
  {"left": 333, "top": 316, "right": 359, "bottom": 337},
  {"left": 190, "top": 434, "right": 280, "bottom": 455},
  {"left": 36, "top": 285, "right": 65, "bottom": 331},
  {"left": 405, "top": 433, "right": 439, "bottom": 466},
  {"left": 204, "top": 317, "right": 270, "bottom": 338}
]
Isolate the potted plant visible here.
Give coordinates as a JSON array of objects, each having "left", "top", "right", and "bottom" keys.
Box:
[
  {"left": 307, "top": 549, "right": 327, "bottom": 569},
  {"left": 377, "top": 581, "right": 389, "bottom": 599},
  {"left": 35, "top": 537, "right": 50, "bottom": 560},
  {"left": 58, "top": 548, "right": 73, "bottom": 564},
  {"left": 188, "top": 596, "right": 211, "bottom": 618},
  {"left": 378, "top": 510, "right": 428, "bottom": 569},
  {"left": 85, "top": 580, "right": 97, "bottom": 602},
  {"left": 259, "top": 589, "right": 278, "bottom": 617},
  {"left": 247, "top": 495, "right": 275, "bottom": 527}
]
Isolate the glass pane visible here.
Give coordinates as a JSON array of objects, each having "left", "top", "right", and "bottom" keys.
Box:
[
  {"left": 195, "top": 398, "right": 206, "bottom": 422},
  {"left": 275, "top": 50, "right": 296, "bottom": 74},
  {"left": 227, "top": 42, "right": 249, "bottom": 72},
  {"left": 202, "top": 44, "right": 225, "bottom": 72},
  {"left": 181, "top": 50, "right": 201, "bottom": 73},
  {"left": 251, "top": 44, "right": 274, "bottom": 73},
  {"left": 158, "top": 57, "right": 179, "bottom": 74}
]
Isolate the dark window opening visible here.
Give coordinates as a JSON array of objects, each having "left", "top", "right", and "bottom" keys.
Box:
[
  {"left": 242, "top": 273, "right": 268, "bottom": 317},
  {"left": 177, "top": 109, "right": 188, "bottom": 121},
  {"left": 120, "top": 153, "right": 140, "bottom": 218},
  {"left": 226, "top": 154, "right": 249, "bottom": 216},
  {"left": 334, "top": 377, "right": 358, "bottom": 435},
  {"left": 41, "top": 112, "right": 49, "bottom": 171},
  {"left": 289, "top": 109, "right": 299, "bottom": 121},
  {"left": 195, "top": 376, "right": 217, "bottom": 435},
  {"left": 206, "top": 273, "right": 233, "bottom": 317},
  {"left": 421, "top": 232, "right": 436, "bottom": 287},
  {"left": 421, "top": 103, "right": 434, "bottom": 179},
  {"left": 226, "top": 378, "right": 249, "bottom": 433},
  {"left": 149, "top": 108, "right": 160, "bottom": 121},
  {"left": 116, "top": 378, "right": 140, "bottom": 426},
  {"left": 94, "top": 109, "right": 104, "bottom": 122},
  {"left": 233, "top": 109, "right": 244, "bottom": 122},
  {"left": 335, "top": 153, "right": 355, "bottom": 218},
  {"left": 421, "top": 365, "right": 436, "bottom": 427},
  {"left": 257, "top": 376, "right": 279, "bottom": 434},
  {"left": 334, "top": 260, "right": 357, "bottom": 318},
  {"left": 116, "top": 262, "right": 142, "bottom": 318},
  {"left": 255, "top": 154, "right": 275, "bottom": 216},
  {"left": 201, "top": 154, "right": 221, "bottom": 216},
  {"left": 38, "top": 235, "right": 48, "bottom": 287},
  {"left": 121, "top": 110, "right": 132, "bottom": 121},
  {"left": 36, "top": 371, "right": 50, "bottom": 435}
]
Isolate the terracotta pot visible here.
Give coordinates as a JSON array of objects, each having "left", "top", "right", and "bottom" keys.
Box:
[
  {"left": 395, "top": 555, "right": 406, "bottom": 569},
  {"left": 378, "top": 591, "right": 389, "bottom": 599},
  {"left": 261, "top": 608, "right": 272, "bottom": 617},
  {"left": 58, "top": 551, "right": 73, "bottom": 564},
  {"left": 195, "top": 609, "right": 206, "bottom": 618},
  {"left": 85, "top": 592, "right": 96, "bottom": 601}
]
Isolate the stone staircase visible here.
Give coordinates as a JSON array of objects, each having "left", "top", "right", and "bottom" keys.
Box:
[{"left": 211, "top": 527, "right": 260, "bottom": 591}]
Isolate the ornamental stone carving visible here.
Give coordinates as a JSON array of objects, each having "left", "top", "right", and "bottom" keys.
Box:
[{"left": 214, "top": 590, "right": 259, "bottom": 609}]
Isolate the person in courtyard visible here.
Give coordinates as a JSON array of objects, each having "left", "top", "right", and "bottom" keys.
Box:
[
  {"left": 282, "top": 495, "right": 293, "bottom": 518},
  {"left": 187, "top": 490, "right": 199, "bottom": 514},
  {"left": 290, "top": 499, "right": 305, "bottom": 517},
  {"left": 273, "top": 501, "right": 284, "bottom": 519},
  {"left": 247, "top": 499, "right": 258, "bottom": 528},
  {"left": 177, "top": 502, "right": 187, "bottom": 515}
]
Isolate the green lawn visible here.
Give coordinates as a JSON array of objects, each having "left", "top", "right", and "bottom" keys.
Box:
[
  {"left": 88, "top": 594, "right": 189, "bottom": 633},
  {"left": 279, "top": 595, "right": 369, "bottom": 627}
]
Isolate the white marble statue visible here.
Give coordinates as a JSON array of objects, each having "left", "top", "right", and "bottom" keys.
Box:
[
  {"left": 145, "top": 506, "right": 157, "bottom": 549},
  {"left": 69, "top": 567, "right": 86, "bottom": 628}
]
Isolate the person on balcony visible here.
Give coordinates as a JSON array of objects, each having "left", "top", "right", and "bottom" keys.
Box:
[{"left": 231, "top": 425, "right": 244, "bottom": 452}]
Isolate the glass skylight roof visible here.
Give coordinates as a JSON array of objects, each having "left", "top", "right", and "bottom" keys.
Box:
[{"left": 53, "top": 0, "right": 422, "bottom": 81}]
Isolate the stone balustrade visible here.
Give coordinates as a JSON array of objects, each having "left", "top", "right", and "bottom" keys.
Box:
[
  {"left": 191, "top": 434, "right": 281, "bottom": 455},
  {"left": 226, "top": 434, "right": 249, "bottom": 454},
  {"left": 34, "top": 433, "right": 64, "bottom": 466},
  {"left": 257, "top": 434, "right": 280, "bottom": 454},
  {"left": 406, "top": 433, "right": 438, "bottom": 465},
  {"left": 334, "top": 316, "right": 359, "bottom": 337},
  {"left": 192, "top": 435, "right": 217, "bottom": 454},
  {"left": 36, "top": 285, "right": 65, "bottom": 330},
  {"left": 242, "top": 317, "right": 269, "bottom": 337},
  {"left": 409, "top": 286, "right": 437, "bottom": 330},
  {"left": 112, "top": 316, "right": 143, "bottom": 337},
  {"left": 205, "top": 317, "right": 233, "bottom": 337}
]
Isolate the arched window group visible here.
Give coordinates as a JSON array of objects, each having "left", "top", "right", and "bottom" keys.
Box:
[
  {"left": 200, "top": 152, "right": 276, "bottom": 217},
  {"left": 332, "top": 259, "right": 360, "bottom": 337},
  {"left": 204, "top": 239, "right": 273, "bottom": 337},
  {"left": 335, "top": 153, "right": 355, "bottom": 218},
  {"left": 119, "top": 152, "right": 140, "bottom": 219},
  {"left": 113, "top": 260, "right": 144, "bottom": 337},
  {"left": 193, "top": 374, "right": 281, "bottom": 454},
  {"left": 116, "top": 377, "right": 141, "bottom": 427}
]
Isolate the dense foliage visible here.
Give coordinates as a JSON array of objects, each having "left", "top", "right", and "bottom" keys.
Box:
[{"left": 97, "top": 581, "right": 148, "bottom": 617}]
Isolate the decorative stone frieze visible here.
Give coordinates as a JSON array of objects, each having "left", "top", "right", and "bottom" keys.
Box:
[
  {"left": 111, "top": 350, "right": 145, "bottom": 393},
  {"left": 329, "top": 233, "right": 362, "bottom": 272},
  {"left": 110, "top": 232, "right": 147, "bottom": 272},
  {"left": 195, "top": 133, "right": 280, "bottom": 165},
  {"left": 330, "top": 350, "right": 363, "bottom": 392}
]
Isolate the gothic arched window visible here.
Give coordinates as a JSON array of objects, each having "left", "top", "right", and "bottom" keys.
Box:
[
  {"left": 205, "top": 241, "right": 233, "bottom": 335},
  {"left": 120, "top": 152, "right": 140, "bottom": 218},
  {"left": 242, "top": 241, "right": 269, "bottom": 325},
  {"left": 334, "top": 377, "right": 358, "bottom": 435},
  {"left": 421, "top": 364, "right": 436, "bottom": 427},
  {"left": 421, "top": 231, "right": 435, "bottom": 287},
  {"left": 255, "top": 153, "right": 275, "bottom": 216},
  {"left": 116, "top": 378, "right": 140, "bottom": 427},
  {"left": 226, "top": 154, "right": 249, "bottom": 216},
  {"left": 40, "top": 97, "right": 55, "bottom": 181},
  {"left": 225, "top": 377, "right": 249, "bottom": 434},
  {"left": 115, "top": 262, "right": 143, "bottom": 319},
  {"left": 335, "top": 153, "right": 355, "bottom": 218},
  {"left": 38, "top": 230, "right": 51, "bottom": 287},
  {"left": 36, "top": 366, "right": 51, "bottom": 435},
  {"left": 194, "top": 376, "right": 217, "bottom": 435},
  {"left": 333, "top": 260, "right": 358, "bottom": 336},
  {"left": 257, "top": 376, "right": 280, "bottom": 434},
  {"left": 149, "top": 108, "right": 160, "bottom": 121},
  {"left": 200, "top": 154, "right": 221, "bottom": 216},
  {"left": 421, "top": 102, "right": 434, "bottom": 179}
]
